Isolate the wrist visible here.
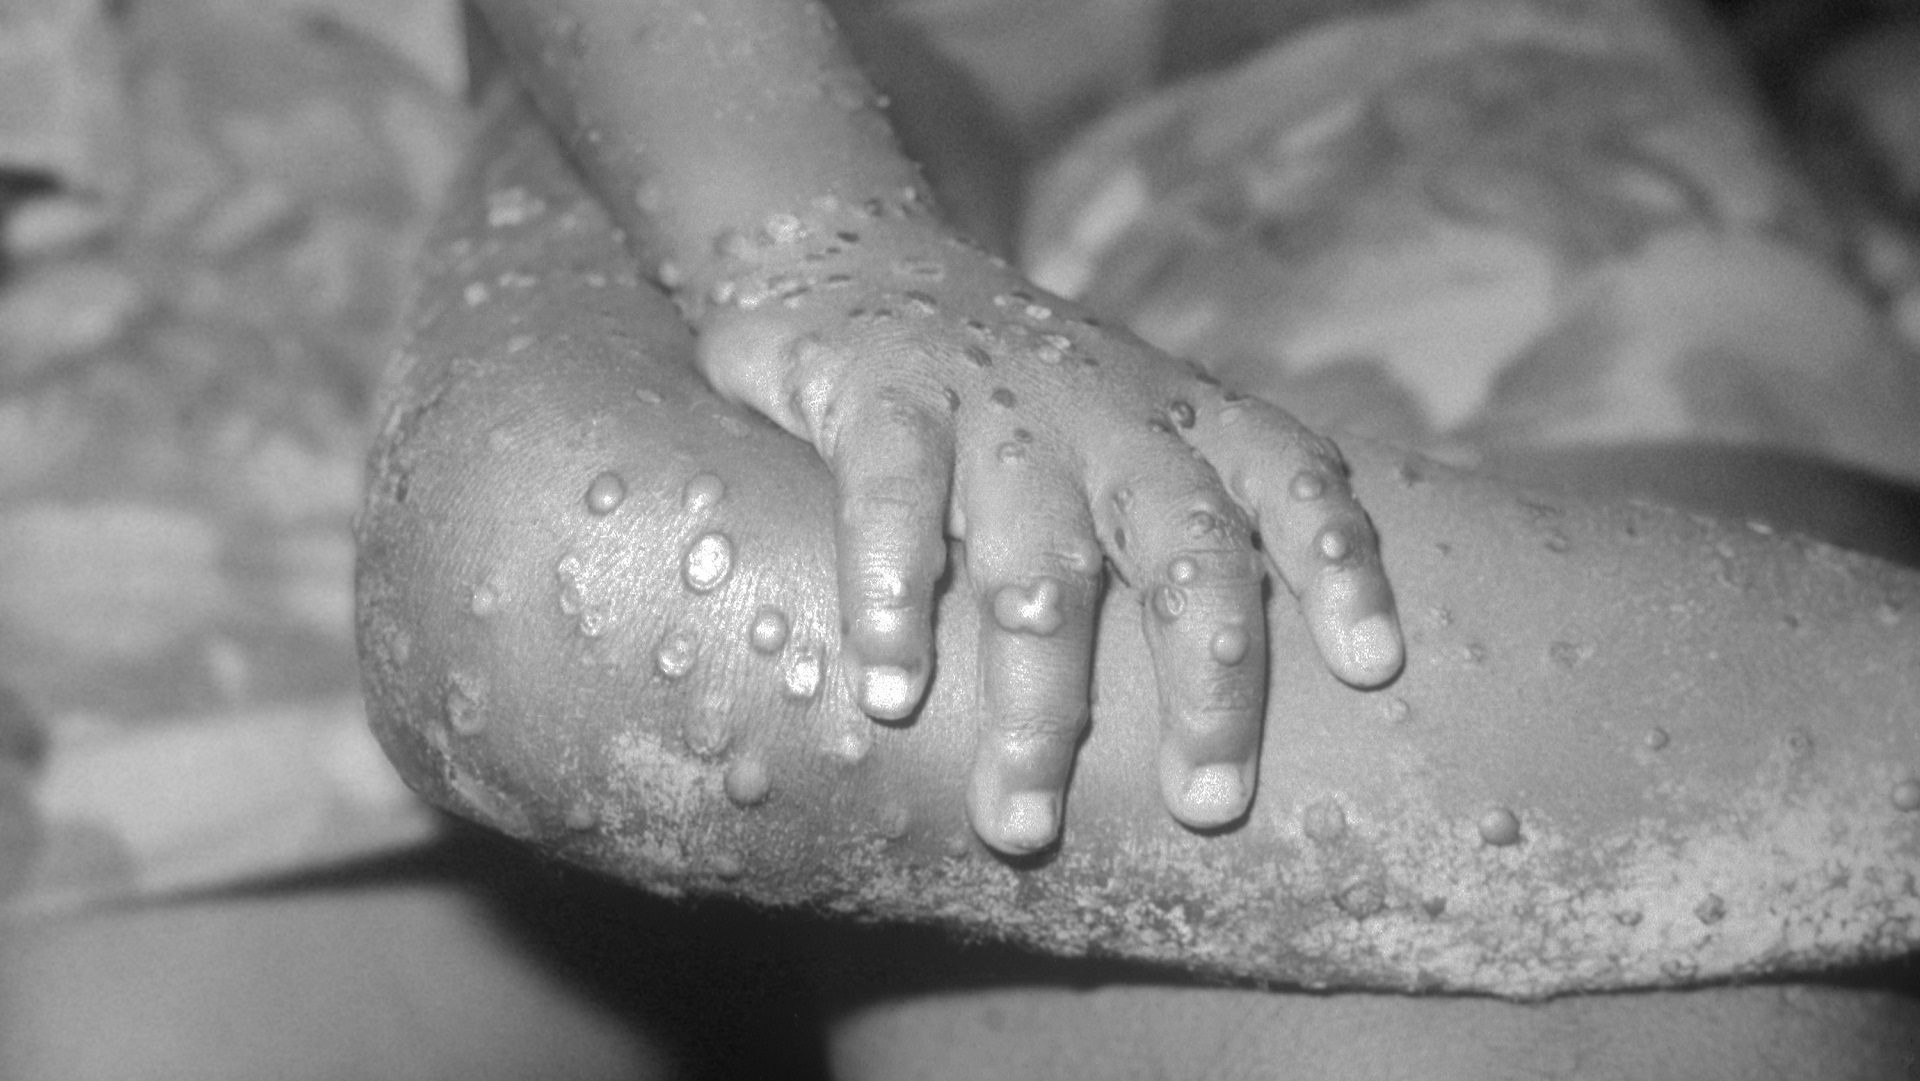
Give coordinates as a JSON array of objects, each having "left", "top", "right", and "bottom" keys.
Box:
[{"left": 665, "top": 189, "right": 1003, "bottom": 329}]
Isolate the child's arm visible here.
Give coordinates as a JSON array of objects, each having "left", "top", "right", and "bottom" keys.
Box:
[
  {"left": 471, "top": 0, "right": 916, "bottom": 265},
  {"left": 356, "top": 92, "right": 1920, "bottom": 993},
  {"left": 468, "top": 0, "right": 1404, "bottom": 853}
]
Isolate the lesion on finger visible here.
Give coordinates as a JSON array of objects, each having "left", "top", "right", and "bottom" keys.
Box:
[
  {"left": 1147, "top": 546, "right": 1261, "bottom": 618},
  {"left": 1309, "top": 510, "right": 1386, "bottom": 571},
  {"left": 969, "top": 529, "right": 1104, "bottom": 636},
  {"left": 1097, "top": 473, "right": 1260, "bottom": 587},
  {"left": 987, "top": 575, "right": 1072, "bottom": 637}
]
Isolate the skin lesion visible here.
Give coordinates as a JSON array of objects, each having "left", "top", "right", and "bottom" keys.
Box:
[
  {"left": 355, "top": 87, "right": 1920, "bottom": 997},
  {"left": 466, "top": 0, "right": 1413, "bottom": 855}
]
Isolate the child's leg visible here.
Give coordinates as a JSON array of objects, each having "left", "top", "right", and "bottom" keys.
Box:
[
  {"left": 357, "top": 86, "right": 1920, "bottom": 1000},
  {"left": 822, "top": 2, "right": 1920, "bottom": 1075}
]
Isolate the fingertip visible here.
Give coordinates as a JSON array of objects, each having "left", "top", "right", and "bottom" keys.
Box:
[
  {"left": 849, "top": 660, "right": 926, "bottom": 722},
  {"left": 1162, "top": 758, "right": 1254, "bottom": 830},
  {"left": 991, "top": 790, "right": 1062, "bottom": 854},
  {"left": 968, "top": 772, "right": 1062, "bottom": 854},
  {"left": 1327, "top": 608, "right": 1405, "bottom": 688},
  {"left": 1298, "top": 525, "right": 1405, "bottom": 687}
]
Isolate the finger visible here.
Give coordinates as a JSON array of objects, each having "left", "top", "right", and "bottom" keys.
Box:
[
  {"left": 1094, "top": 437, "right": 1268, "bottom": 830},
  {"left": 1185, "top": 389, "right": 1404, "bottom": 688},
  {"left": 959, "top": 443, "right": 1103, "bottom": 853},
  {"left": 827, "top": 390, "right": 955, "bottom": 721}
]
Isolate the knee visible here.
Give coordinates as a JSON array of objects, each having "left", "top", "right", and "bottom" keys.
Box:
[{"left": 351, "top": 173, "right": 845, "bottom": 864}]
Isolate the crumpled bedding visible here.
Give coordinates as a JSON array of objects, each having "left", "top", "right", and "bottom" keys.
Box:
[{"left": 0, "top": 0, "right": 464, "bottom": 911}]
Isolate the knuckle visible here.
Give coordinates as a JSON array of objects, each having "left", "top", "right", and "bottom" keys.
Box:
[
  {"left": 852, "top": 532, "right": 941, "bottom": 587},
  {"left": 970, "top": 537, "right": 1101, "bottom": 589},
  {"left": 847, "top": 580, "right": 918, "bottom": 632},
  {"left": 844, "top": 479, "right": 935, "bottom": 522},
  {"left": 696, "top": 317, "right": 840, "bottom": 438},
  {"left": 1160, "top": 547, "right": 1261, "bottom": 590},
  {"left": 1170, "top": 694, "right": 1262, "bottom": 739},
  {"left": 1145, "top": 499, "right": 1257, "bottom": 580},
  {"left": 994, "top": 711, "right": 1081, "bottom": 748},
  {"left": 1174, "top": 500, "right": 1251, "bottom": 546},
  {"left": 839, "top": 395, "right": 953, "bottom": 470},
  {"left": 1117, "top": 477, "right": 1248, "bottom": 544}
]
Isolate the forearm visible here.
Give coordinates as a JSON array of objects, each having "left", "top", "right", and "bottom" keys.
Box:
[{"left": 471, "top": 0, "right": 925, "bottom": 283}]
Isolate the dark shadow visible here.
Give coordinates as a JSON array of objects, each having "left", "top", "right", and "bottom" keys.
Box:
[{"left": 220, "top": 821, "right": 833, "bottom": 1081}]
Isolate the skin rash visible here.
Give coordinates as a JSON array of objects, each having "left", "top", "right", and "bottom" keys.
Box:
[
  {"left": 463, "top": 0, "right": 1409, "bottom": 859},
  {"left": 357, "top": 89, "right": 1920, "bottom": 1000}
]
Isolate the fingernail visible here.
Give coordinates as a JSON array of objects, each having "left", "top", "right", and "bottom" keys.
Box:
[
  {"left": 856, "top": 664, "right": 919, "bottom": 721},
  {"left": 994, "top": 790, "right": 1060, "bottom": 853},
  {"left": 1341, "top": 612, "right": 1403, "bottom": 685},
  {"left": 1175, "top": 763, "right": 1249, "bottom": 827}
]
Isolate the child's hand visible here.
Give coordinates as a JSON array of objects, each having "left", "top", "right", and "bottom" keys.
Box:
[
  {"left": 686, "top": 199, "right": 1403, "bottom": 853},
  {"left": 467, "top": 0, "right": 1402, "bottom": 855}
]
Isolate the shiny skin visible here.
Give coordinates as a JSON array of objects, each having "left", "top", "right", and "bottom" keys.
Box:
[
  {"left": 357, "top": 93, "right": 1920, "bottom": 996},
  {"left": 468, "top": 0, "right": 1404, "bottom": 852}
]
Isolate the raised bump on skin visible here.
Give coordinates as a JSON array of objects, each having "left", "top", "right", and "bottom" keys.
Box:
[
  {"left": 749, "top": 606, "right": 791, "bottom": 654},
  {"left": 654, "top": 629, "right": 697, "bottom": 679},
  {"left": 682, "top": 472, "right": 726, "bottom": 513},
  {"left": 585, "top": 470, "right": 627, "bottom": 514},
  {"left": 1063, "top": 540, "right": 1101, "bottom": 576},
  {"left": 724, "top": 757, "right": 772, "bottom": 806},
  {"left": 1185, "top": 508, "right": 1227, "bottom": 540},
  {"left": 990, "top": 577, "right": 1068, "bottom": 636},
  {"left": 1210, "top": 624, "right": 1252, "bottom": 666},
  {"left": 1479, "top": 807, "right": 1524, "bottom": 846},
  {"left": 1302, "top": 797, "right": 1348, "bottom": 844},
  {"left": 682, "top": 704, "right": 734, "bottom": 757},
  {"left": 781, "top": 644, "right": 823, "bottom": 700},
  {"left": 1317, "top": 526, "right": 1353, "bottom": 563},
  {"left": 469, "top": 582, "right": 499, "bottom": 618},
  {"left": 563, "top": 803, "right": 598, "bottom": 832},
  {"left": 1151, "top": 585, "right": 1187, "bottom": 622},
  {"left": 1892, "top": 779, "right": 1920, "bottom": 812},
  {"left": 683, "top": 531, "right": 736, "bottom": 592},
  {"left": 444, "top": 673, "right": 487, "bottom": 736}
]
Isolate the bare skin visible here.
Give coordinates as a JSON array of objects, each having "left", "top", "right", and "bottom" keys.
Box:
[
  {"left": 358, "top": 83, "right": 1920, "bottom": 993},
  {"left": 467, "top": 0, "right": 1405, "bottom": 853},
  {"left": 355, "top": 83, "right": 1920, "bottom": 1075},
  {"left": 356, "top": 0, "right": 1920, "bottom": 1077}
]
